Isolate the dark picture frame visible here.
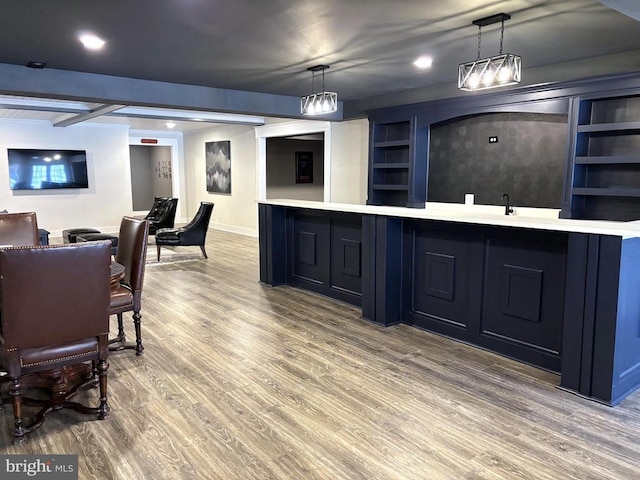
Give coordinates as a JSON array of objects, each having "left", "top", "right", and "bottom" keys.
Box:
[
  {"left": 295, "top": 151, "right": 313, "bottom": 184},
  {"left": 205, "top": 140, "right": 231, "bottom": 194}
]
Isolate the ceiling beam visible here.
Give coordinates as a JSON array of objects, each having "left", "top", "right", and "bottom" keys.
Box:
[
  {"left": 53, "top": 104, "right": 126, "bottom": 127},
  {"left": 0, "top": 97, "right": 90, "bottom": 113},
  {"left": 109, "top": 106, "right": 265, "bottom": 126},
  {"left": 0, "top": 63, "right": 343, "bottom": 121}
]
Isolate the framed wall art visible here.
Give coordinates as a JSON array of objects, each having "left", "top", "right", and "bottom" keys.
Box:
[
  {"left": 205, "top": 140, "right": 231, "bottom": 194},
  {"left": 295, "top": 151, "right": 313, "bottom": 184}
]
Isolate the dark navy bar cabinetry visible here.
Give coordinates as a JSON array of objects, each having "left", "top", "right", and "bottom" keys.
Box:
[
  {"left": 403, "top": 222, "right": 567, "bottom": 372},
  {"left": 259, "top": 200, "right": 640, "bottom": 406}
]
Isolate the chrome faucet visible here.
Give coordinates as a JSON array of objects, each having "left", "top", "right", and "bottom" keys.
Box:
[{"left": 501, "top": 193, "right": 514, "bottom": 216}]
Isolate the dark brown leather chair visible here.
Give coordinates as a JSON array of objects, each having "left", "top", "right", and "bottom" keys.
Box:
[
  {"left": 145, "top": 197, "right": 178, "bottom": 235},
  {"left": 0, "top": 241, "right": 112, "bottom": 442},
  {"left": 109, "top": 217, "right": 149, "bottom": 355},
  {"left": 0, "top": 212, "right": 39, "bottom": 246},
  {"left": 155, "top": 202, "right": 214, "bottom": 261}
]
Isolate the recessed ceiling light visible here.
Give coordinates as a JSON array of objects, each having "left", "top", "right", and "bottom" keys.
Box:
[
  {"left": 166, "top": 122, "right": 176, "bottom": 129},
  {"left": 26, "top": 60, "right": 47, "bottom": 69},
  {"left": 413, "top": 56, "right": 433, "bottom": 69},
  {"left": 79, "top": 33, "right": 106, "bottom": 50}
]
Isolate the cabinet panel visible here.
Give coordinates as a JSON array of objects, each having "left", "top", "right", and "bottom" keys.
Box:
[
  {"left": 291, "top": 215, "right": 327, "bottom": 285},
  {"left": 409, "top": 228, "right": 476, "bottom": 335},
  {"left": 287, "top": 211, "right": 362, "bottom": 306},
  {"left": 330, "top": 218, "right": 362, "bottom": 297},
  {"left": 482, "top": 235, "right": 566, "bottom": 364},
  {"left": 404, "top": 221, "right": 567, "bottom": 372}
]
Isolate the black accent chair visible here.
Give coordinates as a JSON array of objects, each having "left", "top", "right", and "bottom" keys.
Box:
[
  {"left": 155, "top": 202, "right": 214, "bottom": 261},
  {"left": 143, "top": 197, "right": 178, "bottom": 235}
]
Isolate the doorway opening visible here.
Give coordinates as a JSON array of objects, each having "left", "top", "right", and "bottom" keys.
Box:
[
  {"left": 129, "top": 145, "right": 173, "bottom": 211},
  {"left": 266, "top": 133, "right": 325, "bottom": 201}
]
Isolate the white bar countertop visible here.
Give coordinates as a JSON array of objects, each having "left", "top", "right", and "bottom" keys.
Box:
[{"left": 259, "top": 199, "right": 640, "bottom": 238}]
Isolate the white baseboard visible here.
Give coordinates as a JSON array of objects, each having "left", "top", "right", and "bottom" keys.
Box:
[{"left": 211, "top": 223, "right": 257, "bottom": 238}]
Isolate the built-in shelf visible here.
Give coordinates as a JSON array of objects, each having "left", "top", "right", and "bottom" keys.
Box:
[
  {"left": 575, "top": 156, "right": 640, "bottom": 165},
  {"left": 368, "top": 117, "right": 426, "bottom": 208},
  {"left": 372, "top": 163, "right": 410, "bottom": 169},
  {"left": 373, "top": 139, "right": 411, "bottom": 148},
  {"left": 563, "top": 93, "right": 640, "bottom": 221},
  {"left": 372, "top": 184, "right": 409, "bottom": 191},
  {"left": 573, "top": 187, "right": 640, "bottom": 197},
  {"left": 577, "top": 121, "right": 640, "bottom": 133}
]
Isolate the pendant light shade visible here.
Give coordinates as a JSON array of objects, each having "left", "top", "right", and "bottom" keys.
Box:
[
  {"left": 301, "top": 65, "right": 337, "bottom": 115},
  {"left": 458, "top": 13, "right": 521, "bottom": 91}
]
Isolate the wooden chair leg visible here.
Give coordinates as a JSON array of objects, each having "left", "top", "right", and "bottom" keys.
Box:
[
  {"left": 97, "top": 359, "right": 110, "bottom": 420},
  {"left": 117, "top": 313, "right": 125, "bottom": 341},
  {"left": 200, "top": 245, "right": 208, "bottom": 259},
  {"left": 109, "top": 313, "right": 126, "bottom": 348},
  {"left": 133, "top": 311, "right": 144, "bottom": 355},
  {"left": 9, "top": 378, "right": 26, "bottom": 443},
  {"left": 157, "top": 245, "right": 161, "bottom": 261}
]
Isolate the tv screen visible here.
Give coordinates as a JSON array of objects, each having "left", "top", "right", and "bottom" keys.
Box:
[{"left": 8, "top": 148, "right": 89, "bottom": 190}]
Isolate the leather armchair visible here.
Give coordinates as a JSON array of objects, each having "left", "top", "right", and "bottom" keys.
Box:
[
  {"left": 0, "top": 212, "right": 39, "bottom": 246},
  {"left": 0, "top": 241, "right": 112, "bottom": 442},
  {"left": 145, "top": 197, "right": 178, "bottom": 235},
  {"left": 155, "top": 202, "right": 214, "bottom": 261},
  {"left": 109, "top": 217, "right": 149, "bottom": 355}
]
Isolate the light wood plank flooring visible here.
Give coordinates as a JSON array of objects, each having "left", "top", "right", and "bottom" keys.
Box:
[{"left": 2, "top": 230, "right": 640, "bottom": 479}]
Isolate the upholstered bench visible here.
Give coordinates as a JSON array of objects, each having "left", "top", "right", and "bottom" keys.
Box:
[
  {"left": 62, "top": 227, "right": 101, "bottom": 244},
  {"left": 76, "top": 232, "right": 119, "bottom": 256}
]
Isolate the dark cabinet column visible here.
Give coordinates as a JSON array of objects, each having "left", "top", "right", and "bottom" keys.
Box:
[
  {"left": 562, "top": 233, "right": 640, "bottom": 405},
  {"left": 258, "top": 203, "right": 287, "bottom": 286},
  {"left": 361, "top": 215, "right": 403, "bottom": 325}
]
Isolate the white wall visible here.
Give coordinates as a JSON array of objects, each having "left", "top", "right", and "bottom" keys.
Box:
[
  {"left": 0, "top": 117, "right": 371, "bottom": 239},
  {"left": 0, "top": 120, "right": 133, "bottom": 235},
  {"left": 183, "top": 125, "right": 258, "bottom": 236},
  {"left": 330, "top": 118, "right": 369, "bottom": 205}
]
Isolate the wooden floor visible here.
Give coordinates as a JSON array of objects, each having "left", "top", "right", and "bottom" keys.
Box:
[{"left": 2, "top": 230, "right": 640, "bottom": 479}]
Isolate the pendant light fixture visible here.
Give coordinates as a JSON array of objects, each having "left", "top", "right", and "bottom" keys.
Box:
[
  {"left": 300, "top": 64, "right": 337, "bottom": 115},
  {"left": 458, "top": 13, "right": 521, "bottom": 91}
]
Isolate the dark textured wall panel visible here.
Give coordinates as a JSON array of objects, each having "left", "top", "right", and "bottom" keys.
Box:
[{"left": 428, "top": 112, "right": 568, "bottom": 208}]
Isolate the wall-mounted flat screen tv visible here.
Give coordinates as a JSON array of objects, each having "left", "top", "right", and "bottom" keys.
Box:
[{"left": 8, "top": 148, "right": 89, "bottom": 190}]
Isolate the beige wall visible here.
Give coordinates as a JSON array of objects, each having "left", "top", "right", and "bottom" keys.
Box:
[
  {"left": 183, "top": 125, "right": 258, "bottom": 236},
  {"left": 184, "top": 118, "right": 369, "bottom": 236}
]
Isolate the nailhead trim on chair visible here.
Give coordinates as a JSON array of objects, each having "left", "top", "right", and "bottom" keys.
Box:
[{"left": 20, "top": 346, "right": 98, "bottom": 368}]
